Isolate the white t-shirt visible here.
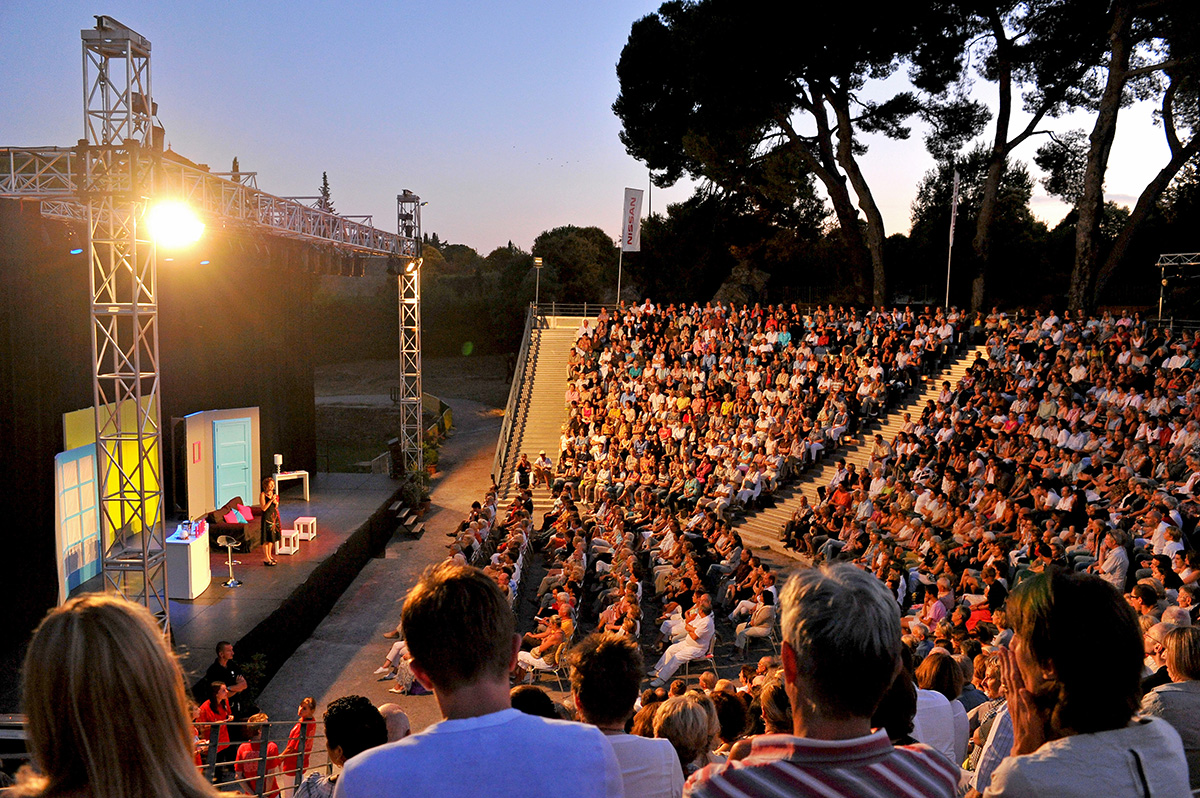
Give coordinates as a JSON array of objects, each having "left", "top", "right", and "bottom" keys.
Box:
[
  {"left": 984, "top": 716, "right": 1187, "bottom": 798},
  {"left": 334, "top": 708, "right": 624, "bottom": 798},
  {"left": 912, "top": 687, "right": 957, "bottom": 765},
  {"left": 604, "top": 732, "right": 684, "bottom": 798}
]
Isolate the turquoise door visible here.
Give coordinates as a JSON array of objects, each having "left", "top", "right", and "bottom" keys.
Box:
[{"left": 213, "top": 417, "right": 253, "bottom": 507}]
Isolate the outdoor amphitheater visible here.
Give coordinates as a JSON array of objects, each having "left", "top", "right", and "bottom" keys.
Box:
[{"left": 2, "top": 5, "right": 1200, "bottom": 798}]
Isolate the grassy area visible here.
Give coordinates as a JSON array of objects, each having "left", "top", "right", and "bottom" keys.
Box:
[{"left": 316, "top": 441, "right": 389, "bottom": 473}]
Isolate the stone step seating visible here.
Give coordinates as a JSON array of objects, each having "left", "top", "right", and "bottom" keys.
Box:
[
  {"left": 496, "top": 325, "right": 579, "bottom": 517},
  {"left": 734, "top": 344, "right": 988, "bottom": 558}
]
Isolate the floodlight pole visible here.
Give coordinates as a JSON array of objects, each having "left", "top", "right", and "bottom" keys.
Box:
[
  {"left": 534, "top": 257, "right": 542, "bottom": 308},
  {"left": 82, "top": 16, "right": 169, "bottom": 632},
  {"left": 396, "top": 191, "right": 423, "bottom": 475}
]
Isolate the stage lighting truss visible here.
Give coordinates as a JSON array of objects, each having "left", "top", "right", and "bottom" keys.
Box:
[
  {"left": 0, "top": 16, "right": 426, "bottom": 635},
  {"left": 76, "top": 16, "right": 172, "bottom": 631},
  {"left": 1157, "top": 253, "right": 1200, "bottom": 321},
  {"left": 396, "top": 191, "right": 423, "bottom": 475}
]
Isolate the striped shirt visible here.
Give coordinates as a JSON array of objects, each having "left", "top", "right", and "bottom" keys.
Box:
[{"left": 685, "top": 731, "right": 958, "bottom": 798}]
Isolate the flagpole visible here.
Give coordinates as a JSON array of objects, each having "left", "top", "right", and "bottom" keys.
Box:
[
  {"left": 618, "top": 187, "right": 644, "bottom": 307},
  {"left": 617, "top": 248, "right": 624, "bottom": 305},
  {"left": 945, "top": 169, "right": 960, "bottom": 309}
]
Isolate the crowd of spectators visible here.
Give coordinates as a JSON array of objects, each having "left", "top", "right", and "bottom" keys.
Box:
[
  {"left": 496, "top": 301, "right": 1200, "bottom": 794},
  {"left": 18, "top": 301, "right": 1200, "bottom": 798}
]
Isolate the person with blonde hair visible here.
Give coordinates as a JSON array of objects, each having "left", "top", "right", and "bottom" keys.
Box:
[
  {"left": 1141, "top": 625, "right": 1200, "bottom": 789},
  {"left": 234, "top": 713, "right": 279, "bottom": 795},
  {"left": 12, "top": 593, "right": 227, "bottom": 798},
  {"left": 653, "top": 694, "right": 714, "bottom": 777}
]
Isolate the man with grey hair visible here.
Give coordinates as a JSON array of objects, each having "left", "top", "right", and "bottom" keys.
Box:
[
  {"left": 376, "top": 703, "right": 410, "bottom": 743},
  {"left": 649, "top": 594, "right": 715, "bottom": 687},
  {"left": 685, "top": 564, "right": 957, "bottom": 797}
]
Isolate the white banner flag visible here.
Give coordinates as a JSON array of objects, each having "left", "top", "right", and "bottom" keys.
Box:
[{"left": 621, "top": 187, "right": 644, "bottom": 252}]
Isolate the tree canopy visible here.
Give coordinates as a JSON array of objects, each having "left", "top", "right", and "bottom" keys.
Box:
[
  {"left": 317, "top": 171, "right": 335, "bottom": 214},
  {"left": 614, "top": 0, "right": 965, "bottom": 305},
  {"left": 531, "top": 226, "right": 620, "bottom": 304}
]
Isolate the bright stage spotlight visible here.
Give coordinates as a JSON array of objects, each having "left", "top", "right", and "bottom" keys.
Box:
[
  {"left": 147, "top": 201, "right": 205, "bottom": 249},
  {"left": 404, "top": 257, "right": 422, "bottom": 274},
  {"left": 69, "top": 247, "right": 84, "bottom": 255}
]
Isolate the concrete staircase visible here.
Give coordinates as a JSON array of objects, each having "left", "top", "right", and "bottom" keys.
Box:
[
  {"left": 734, "top": 344, "right": 988, "bottom": 557},
  {"left": 495, "top": 324, "right": 578, "bottom": 516}
]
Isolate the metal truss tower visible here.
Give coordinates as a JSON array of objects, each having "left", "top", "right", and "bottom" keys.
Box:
[
  {"left": 2, "top": 19, "right": 428, "bottom": 631},
  {"left": 396, "top": 191, "right": 423, "bottom": 474},
  {"left": 80, "top": 17, "right": 169, "bottom": 630},
  {"left": 1157, "top": 253, "right": 1200, "bottom": 319}
]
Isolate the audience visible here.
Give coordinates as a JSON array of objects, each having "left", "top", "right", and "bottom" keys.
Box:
[
  {"left": 1139, "top": 625, "right": 1200, "bottom": 790},
  {"left": 684, "top": 564, "right": 957, "bottom": 797},
  {"left": 25, "top": 303, "right": 1200, "bottom": 798},
  {"left": 568, "top": 632, "right": 685, "bottom": 798},
  {"left": 375, "top": 703, "right": 411, "bottom": 743},
  {"left": 973, "top": 570, "right": 1188, "bottom": 797},
  {"left": 12, "top": 594, "right": 226, "bottom": 798},
  {"left": 334, "top": 562, "right": 623, "bottom": 797},
  {"left": 294, "top": 696, "right": 386, "bottom": 798}
]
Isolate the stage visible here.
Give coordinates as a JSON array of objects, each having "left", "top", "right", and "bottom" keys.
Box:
[
  {"left": 71, "top": 472, "right": 403, "bottom": 698},
  {"left": 166, "top": 473, "right": 401, "bottom": 689}
]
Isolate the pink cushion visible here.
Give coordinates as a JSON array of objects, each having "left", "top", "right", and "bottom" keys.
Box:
[
  {"left": 223, "top": 509, "right": 240, "bottom": 524},
  {"left": 237, "top": 504, "right": 255, "bottom": 520}
]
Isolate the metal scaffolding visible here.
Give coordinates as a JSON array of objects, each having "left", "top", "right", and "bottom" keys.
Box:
[
  {"left": 1, "top": 146, "right": 410, "bottom": 257},
  {"left": 1, "top": 17, "right": 425, "bottom": 633},
  {"left": 395, "top": 191, "right": 423, "bottom": 475},
  {"left": 79, "top": 17, "right": 169, "bottom": 630},
  {"left": 1157, "top": 253, "right": 1200, "bottom": 319}
]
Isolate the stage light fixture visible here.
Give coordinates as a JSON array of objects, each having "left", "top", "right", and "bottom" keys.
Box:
[
  {"left": 148, "top": 200, "right": 204, "bottom": 249},
  {"left": 404, "top": 257, "right": 422, "bottom": 274},
  {"left": 69, "top": 247, "right": 84, "bottom": 255},
  {"left": 199, "top": 259, "right": 210, "bottom": 265}
]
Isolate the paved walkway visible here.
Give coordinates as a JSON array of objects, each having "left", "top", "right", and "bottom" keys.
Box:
[{"left": 254, "top": 395, "right": 500, "bottom": 736}]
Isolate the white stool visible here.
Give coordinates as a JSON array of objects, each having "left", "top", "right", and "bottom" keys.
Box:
[
  {"left": 295, "top": 516, "right": 317, "bottom": 541},
  {"left": 277, "top": 528, "right": 301, "bottom": 555}
]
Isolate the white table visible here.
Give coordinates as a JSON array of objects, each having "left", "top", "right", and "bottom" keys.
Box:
[
  {"left": 166, "top": 523, "right": 212, "bottom": 599},
  {"left": 295, "top": 516, "right": 317, "bottom": 541},
  {"left": 275, "top": 470, "right": 310, "bottom": 501}
]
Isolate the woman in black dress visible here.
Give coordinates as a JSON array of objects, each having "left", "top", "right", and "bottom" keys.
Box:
[{"left": 260, "top": 476, "right": 281, "bottom": 565}]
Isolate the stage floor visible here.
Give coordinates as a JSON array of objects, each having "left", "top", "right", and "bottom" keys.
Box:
[
  {"left": 64, "top": 472, "right": 399, "bottom": 689},
  {"left": 170, "top": 472, "right": 399, "bottom": 684}
]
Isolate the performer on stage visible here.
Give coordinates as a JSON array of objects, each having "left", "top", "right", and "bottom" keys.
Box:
[{"left": 261, "top": 476, "right": 281, "bottom": 566}]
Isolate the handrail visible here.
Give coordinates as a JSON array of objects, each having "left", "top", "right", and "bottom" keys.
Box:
[
  {"left": 492, "top": 304, "right": 538, "bottom": 487},
  {"left": 1147, "top": 317, "right": 1200, "bottom": 334},
  {"left": 541, "top": 302, "right": 617, "bottom": 318},
  {"left": 0, "top": 716, "right": 331, "bottom": 798}
]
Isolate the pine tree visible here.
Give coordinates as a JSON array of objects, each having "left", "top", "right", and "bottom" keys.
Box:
[{"left": 317, "top": 172, "right": 336, "bottom": 214}]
